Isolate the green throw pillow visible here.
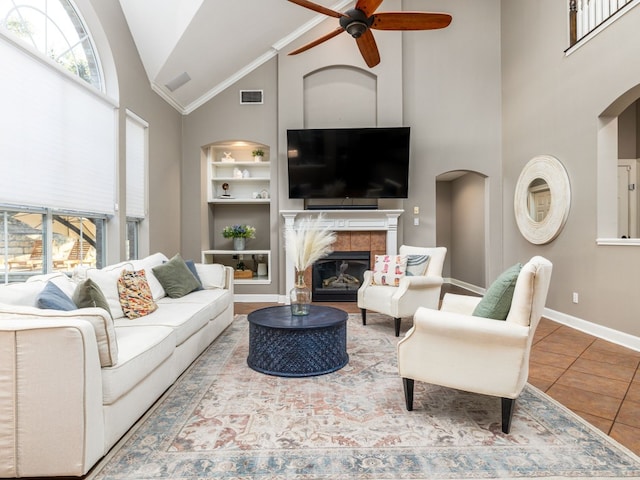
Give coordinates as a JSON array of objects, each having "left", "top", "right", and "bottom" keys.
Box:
[
  {"left": 152, "top": 253, "right": 202, "bottom": 298},
  {"left": 73, "top": 278, "right": 113, "bottom": 318},
  {"left": 472, "top": 263, "right": 523, "bottom": 320}
]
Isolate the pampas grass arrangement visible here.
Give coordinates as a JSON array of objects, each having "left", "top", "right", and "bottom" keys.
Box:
[{"left": 285, "top": 215, "right": 337, "bottom": 274}]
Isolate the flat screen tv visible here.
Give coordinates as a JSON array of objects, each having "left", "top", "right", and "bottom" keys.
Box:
[{"left": 287, "top": 127, "right": 410, "bottom": 199}]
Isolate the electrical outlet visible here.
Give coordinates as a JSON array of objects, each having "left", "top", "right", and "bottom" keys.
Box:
[
  {"left": 413, "top": 206, "right": 420, "bottom": 214},
  {"left": 572, "top": 292, "right": 579, "bottom": 304}
]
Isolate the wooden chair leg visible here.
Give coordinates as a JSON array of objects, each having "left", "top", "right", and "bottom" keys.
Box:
[
  {"left": 394, "top": 317, "right": 401, "bottom": 337},
  {"left": 501, "top": 397, "right": 516, "bottom": 434},
  {"left": 403, "top": 378, "right": 414, "bottom": 411},
  {"left": 361, "top": 308, "right": 367, "bottom": 325}
]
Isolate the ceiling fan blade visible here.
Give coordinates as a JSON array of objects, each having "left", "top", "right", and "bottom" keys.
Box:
[
  {"left": 371, "top": 12, "right": 452, "bottom": 30},
  {"left": 287, "top": 0, "right": 346, "bottom": 18},
  {"left": 288, "top": 27, "right": 345, "bottom": 55},
  {"left": 355, "top": 0, "right": 384, "bottom": 16},
  {"left": 355, "top": 29, "right": 380, "bottom": 68}
]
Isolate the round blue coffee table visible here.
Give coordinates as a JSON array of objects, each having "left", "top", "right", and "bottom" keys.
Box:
[{"left": 247, "top": 305, "right": 349, "bottom": 377}]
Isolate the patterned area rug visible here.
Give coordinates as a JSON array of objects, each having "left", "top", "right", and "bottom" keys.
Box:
[{"left": 89, "top": 314, "right": 640, "bottom": 479}]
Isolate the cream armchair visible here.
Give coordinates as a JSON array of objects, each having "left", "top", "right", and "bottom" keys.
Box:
[
  {"left": 357, "top": 245, "right": 447, "bottom": 336},
  {"left": 397, "top": 256, "right": 552, "bottom": 433}
]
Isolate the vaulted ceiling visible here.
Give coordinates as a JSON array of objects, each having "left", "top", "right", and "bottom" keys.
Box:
[{"left": 118, "top": 0, "right": 354, "bottom": 114}]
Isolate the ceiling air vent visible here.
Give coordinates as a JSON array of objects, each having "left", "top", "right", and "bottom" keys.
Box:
[{"left": 240, "top": 90, "right": 264, "bottom": 105}]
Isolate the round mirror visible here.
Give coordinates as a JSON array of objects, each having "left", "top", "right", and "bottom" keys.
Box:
[
  {"left": 526, "top": 178, "right": 551, "bottom": 222},
  {"left": 514, "top": 155, "right": 570, "bottom": 244}
]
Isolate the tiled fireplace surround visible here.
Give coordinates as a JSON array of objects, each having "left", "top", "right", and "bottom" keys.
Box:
[{"left": 281, "top": 210, "right": 403, "bottom": 299}]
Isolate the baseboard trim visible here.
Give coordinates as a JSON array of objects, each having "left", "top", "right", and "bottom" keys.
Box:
[
  {"left": 446, "top": 277, "right": 486, "bottom": 296},
  {"left": 447, "top": 278, "right": 639, "bottom": 352},
  {"left": 234, "top": 294, "right": 280, "bottom": 303},
  {"left": 543, "top": 307, "right": 640, "bottom": 352}
]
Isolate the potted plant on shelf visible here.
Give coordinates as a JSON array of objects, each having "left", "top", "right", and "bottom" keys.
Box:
[
  {"left": 222, "top": 224, "right": 256, "bottom": 251},
  {"left": 252, "top": 148, "right": 264, "bottom": 162}
]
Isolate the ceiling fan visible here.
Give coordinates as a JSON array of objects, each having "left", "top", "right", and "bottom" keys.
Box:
[{"left": 287, "top": 0, "right": 452, "bottom": 68}]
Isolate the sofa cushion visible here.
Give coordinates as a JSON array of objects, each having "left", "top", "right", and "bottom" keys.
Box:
[
  {"left": 117, "top": 299, "right": 210, "bottom": 347},
  {"left": 117, "top": 269, "right": 157, "bottom": 319},
  {"left": 157, "top": 288, "right": 232, "bottom": 321},
  {"left": 372, "top": 254, "right": 407, "bottom": 287},
  {"left": 73, "top": 278, "right": 112, "bottom": 318},
  {"left": 0, "top": 282, "right": 44, "bottom": 307},
  {"left": 101, "top": 325, "right": 174, "bottom": 405},
  {"left": 473, "top": 263, "right": 523, "bottom": 320},
  {"left": 27, "top": 272, "right": 77, "bottom": 299},
  {"left": 194, "top": 263, "right": 227, "bottom": 289},
  {"left": 130, "top": 252, "right": 169, "bottom": 301},
  {"left": 36, "top": 282, "right": 76, "bottom": 311},
  {"left": 87, "top": 263, "right": 133, "bottom": 320},
  {"left": 152, "top": 253, "right": 201, "bottom": 298}
]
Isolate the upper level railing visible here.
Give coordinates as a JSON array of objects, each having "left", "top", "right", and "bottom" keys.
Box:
[{"left": 570, "top": 0, "right": 636, "bottom": 47}]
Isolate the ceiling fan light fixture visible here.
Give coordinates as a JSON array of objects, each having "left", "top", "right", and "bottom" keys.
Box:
[{"left": 345, "top": 21, "right": 368, "bottom": 38}]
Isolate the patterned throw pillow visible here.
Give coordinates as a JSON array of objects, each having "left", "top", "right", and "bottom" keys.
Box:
[
  {"left": 117, "top": 269, "right": 157, "bottom": 319},
  {"left": 371, "top": 255, "right": 407, "bottom": 287},
  {"left": 405, "top": 254, "right": 430, "bottom": 276}
]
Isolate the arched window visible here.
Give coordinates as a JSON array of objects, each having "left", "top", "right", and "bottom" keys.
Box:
[{"left": 0, "top": 0, "right": 103, "bottom": 90}]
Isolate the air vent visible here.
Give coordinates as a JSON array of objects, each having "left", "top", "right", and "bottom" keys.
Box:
[
  {"left": 165, "top": 72, "right": 191, "bottom": 92},
  {"left": 240, "top": 90, "right": 263, "bottom": 105}
]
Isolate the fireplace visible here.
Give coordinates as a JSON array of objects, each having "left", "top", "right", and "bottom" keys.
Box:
[{"left": 312, "top": 251, "right": 370, "bottom": 302}]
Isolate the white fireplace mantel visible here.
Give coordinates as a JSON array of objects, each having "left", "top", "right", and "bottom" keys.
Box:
[{"left": 280, "top": 209, "right": 404, "bottom": 299}]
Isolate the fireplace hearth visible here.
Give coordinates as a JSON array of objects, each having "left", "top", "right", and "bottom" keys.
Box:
[{"left": 312, "top": 251, "right": 370, "bottom": 302}]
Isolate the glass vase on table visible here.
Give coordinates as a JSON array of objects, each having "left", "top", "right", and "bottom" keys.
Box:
[{"left": 290, "top": 270, "right": 311, "bottom": 316}]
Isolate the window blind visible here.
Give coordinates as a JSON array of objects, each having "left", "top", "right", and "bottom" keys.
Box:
[
  {"left": 0, "top": 36, "right": 116, "bottom": 215},
  {"left": 125, "top": 110, "right": 148, "bottom": 219}
]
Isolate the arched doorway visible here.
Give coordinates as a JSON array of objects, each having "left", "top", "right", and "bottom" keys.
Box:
[{"left": 436, "top": 170, "right": 487, "bottom": 292}]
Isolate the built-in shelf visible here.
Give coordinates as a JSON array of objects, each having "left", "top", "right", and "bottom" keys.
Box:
[
  {"left": 201, "top": 249, "right": 271, "bottom": 285},
  {"left": 207, "top": 143, "right": 271, "bottom": 203}
]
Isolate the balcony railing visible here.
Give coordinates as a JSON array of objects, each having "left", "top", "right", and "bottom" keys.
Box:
[{"left": 570, "top": 0, "right": 636, "bottom": 46}]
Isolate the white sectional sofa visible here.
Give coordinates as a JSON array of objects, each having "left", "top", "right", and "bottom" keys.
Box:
[{"left": 0, "top": 252, "right": 234, "bottom": 478}]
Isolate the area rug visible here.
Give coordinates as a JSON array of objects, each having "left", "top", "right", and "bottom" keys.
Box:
[{"left": 88, "top": 314, "right": 640, "bottom": 480}]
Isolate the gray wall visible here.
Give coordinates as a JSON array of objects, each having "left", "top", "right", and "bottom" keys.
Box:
[
  {"left": 401, "top": 0, "right": 503, "bottom": 285},
  {"left": 88, "top": 0, "right": 183, "bottom": 263},
  {"left": 502, "top": 0, "right": 640, "bottom": 336},
  {"left": 180, "top": 0, "right": 503, "bottom": 297},
  {"left": 181, "top": 60, "right": 279, "bottom": 295}
]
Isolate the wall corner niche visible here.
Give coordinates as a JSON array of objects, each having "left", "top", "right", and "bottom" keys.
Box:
[{"left": 514, "top": 155, "right": 571, "bottom": 245}]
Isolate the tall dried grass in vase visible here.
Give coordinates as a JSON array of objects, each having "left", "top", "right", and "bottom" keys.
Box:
[
  {"left": 285, "top": 215, "right": 336, "bottom": 315},
  {"left": 285, "top": 214, "right": 337, "bottom": 275}
]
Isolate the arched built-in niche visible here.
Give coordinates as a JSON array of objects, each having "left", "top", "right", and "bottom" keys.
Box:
[{"left": 303, "top": 65, "right": 377, "bottom": 128}]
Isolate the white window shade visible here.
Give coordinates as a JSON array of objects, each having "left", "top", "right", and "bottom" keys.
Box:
[
  {"left": 125, "top": 111, "right": 148, "bottom": 219},
  {"left": 0, "top": 37, "right": 116, "bottom": 215}
]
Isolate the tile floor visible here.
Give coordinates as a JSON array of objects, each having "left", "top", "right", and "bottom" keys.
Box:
[{"left": 235, "top": 293, "right": 640, "bottom": 457}]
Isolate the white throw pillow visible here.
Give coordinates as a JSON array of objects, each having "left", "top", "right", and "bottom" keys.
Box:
[
  {"left": 87, "top": 263, "right": 133, "bottom": 320},
  {"left": 194, "top": 263, "right": 227, "bottom": 289},
  {"left": 131, "top": 252, "right": 169, "bottom": 300},
  {"left": 27, "top": 272, "right": 77, "bottom": 299},
  {"left": 0, "top": 282, "right": 45, "bottom": 307}
]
